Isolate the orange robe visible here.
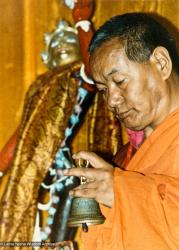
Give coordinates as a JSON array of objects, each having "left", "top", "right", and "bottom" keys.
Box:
[{"left": 82, "top": 108, "right": 179, "bottom": 250}]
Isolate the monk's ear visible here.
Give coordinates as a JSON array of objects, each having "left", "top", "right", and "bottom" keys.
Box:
[{"left": 150, "top": 46, "right": 172, "bottom": 80}]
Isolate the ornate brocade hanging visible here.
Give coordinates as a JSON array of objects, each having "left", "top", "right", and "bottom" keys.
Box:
[
  {"left": 0, "top": 62, "right": 81, "bottom": 246},
  {"left": 88, "top": 92, "right": 122, "bottom": 158}
]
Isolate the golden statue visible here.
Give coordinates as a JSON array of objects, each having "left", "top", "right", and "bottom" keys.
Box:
[{"left": 41, "top": 19, "right": 81, "bottom": 69}]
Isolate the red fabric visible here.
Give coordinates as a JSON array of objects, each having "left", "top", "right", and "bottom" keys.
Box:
[
  {"left": 126, "top": 129, "right": 144, "bottom": 149},
  {"left": 0, "top": 128, "right": 19, "bottom": 172}
]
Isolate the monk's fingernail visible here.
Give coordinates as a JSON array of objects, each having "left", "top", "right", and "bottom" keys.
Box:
[
  {"left": 72, "top": 154, "right": 77, "bottom": 159},
  {"left": 62, "top": 169, "right": 69, "bottom": 175},
  {"left": 69, "top": 190, "right": 74, "bottom": 196},
  {"left": 57, "top": 169, "right": 64, "bottom": 176}
]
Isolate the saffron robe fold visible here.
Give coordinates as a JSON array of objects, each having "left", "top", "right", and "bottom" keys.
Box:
[{"left": 82, "top": 108, "right": 179, "bottom": 250}]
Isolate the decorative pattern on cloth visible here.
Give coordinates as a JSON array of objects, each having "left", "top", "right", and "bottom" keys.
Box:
[
  {"left": 0, "top": 61, "right": 81, "bottom": 247},
  {"left": 88, "top": 92, "right": 122, "bottom": 158}
]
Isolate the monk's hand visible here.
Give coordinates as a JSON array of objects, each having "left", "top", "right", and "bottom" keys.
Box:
[{"left": 63, "top": 151, "right": 114, "bottom": 208}]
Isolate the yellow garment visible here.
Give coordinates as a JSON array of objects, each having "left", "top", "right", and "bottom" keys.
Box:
[
  {"left": 0, "top": 62, "right": 80, "bottom": 248},
  {"left": 82, "top": 108, "right": 179, "bottom": 250}
]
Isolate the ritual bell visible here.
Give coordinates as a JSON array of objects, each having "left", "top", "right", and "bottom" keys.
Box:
[{"left": 67, "top": 159, "right": 105, "bottom": 232}]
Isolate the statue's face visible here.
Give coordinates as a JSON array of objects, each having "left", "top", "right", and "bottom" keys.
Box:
[{"left": 47, "top": 30, "right": 81, "bottom": 69}]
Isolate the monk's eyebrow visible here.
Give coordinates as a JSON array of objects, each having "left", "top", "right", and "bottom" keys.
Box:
[
  {"left": 96, "top": 82, "right": 105, "bottom": 86},
  {"left": 107, "top": 68, "right": 120, "bottom": 76}
]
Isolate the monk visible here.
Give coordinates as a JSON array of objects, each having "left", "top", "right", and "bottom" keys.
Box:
[{"left": 63, "top": 13, "right": 179, "bottom": 249}]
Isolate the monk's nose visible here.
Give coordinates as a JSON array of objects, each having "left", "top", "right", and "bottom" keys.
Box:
[{"left": 107, "top": 89, "right": 124, "bottom": 109}]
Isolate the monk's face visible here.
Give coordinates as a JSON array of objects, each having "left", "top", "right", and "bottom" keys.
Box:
[{"left": 90, "top": 38, "right": 167, "bottom": 131}]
